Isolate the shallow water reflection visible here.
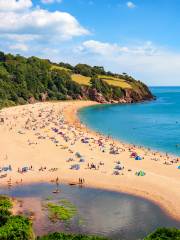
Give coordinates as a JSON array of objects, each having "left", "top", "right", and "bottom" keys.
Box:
[{"left": 0, "top": 182, "right": 179, "bottom": 240}]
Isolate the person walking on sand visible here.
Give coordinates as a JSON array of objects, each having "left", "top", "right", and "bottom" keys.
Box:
[{"left": 56, "top": 177, "right": 59, "bottom": 184}]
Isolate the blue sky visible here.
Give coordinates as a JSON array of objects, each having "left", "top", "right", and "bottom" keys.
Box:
[{"left": 0, "top": 0, "right": 180, "bottom": 86}]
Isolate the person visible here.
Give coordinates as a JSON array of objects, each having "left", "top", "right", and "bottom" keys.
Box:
[{"left": 56, "top": 177, "right": 59, "bottom": 184}]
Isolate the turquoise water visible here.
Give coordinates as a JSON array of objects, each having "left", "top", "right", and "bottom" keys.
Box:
[{"left": 79, "top": 87, "right": 180, "bottom": 156}]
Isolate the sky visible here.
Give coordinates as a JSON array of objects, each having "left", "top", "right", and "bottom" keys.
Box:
[{"left": 0, "top": 0, "right": 180, "bottom": 86}]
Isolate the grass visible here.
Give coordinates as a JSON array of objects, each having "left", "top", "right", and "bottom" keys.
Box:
[
  {"left": 46, "top": 199, "right": 77, "bottom": 222},
  {"left": 0, "top": 195, "right": 13, "bottom": 210},
  {"left": 51, "top": 65, "right": 132, "bottom": 89},
  {"left": 71, "top": 74, "right": 91, "bottom": 86},
  {"left": 51, "top": 65, "right": 72, "bottom": 73},
  {"left": 98, "top": 75, "right": 132, "bottom": 89},
  {"left": 72, "top": 74, "right": 132, "bottom": 89},
  {"left": 51, "top": 65, "right": 133, "bottom": 89}
]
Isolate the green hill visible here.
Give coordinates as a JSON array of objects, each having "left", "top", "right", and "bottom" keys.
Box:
[
  {"left": 71, "top": 74, "right": 132, "bottom": 89},
  {"left": 0, "top": 51, "right": 154, "bottom": 109}
]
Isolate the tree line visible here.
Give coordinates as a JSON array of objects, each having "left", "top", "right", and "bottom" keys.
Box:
[{"left": 0, "top": 51, "right": 152, "bottom": 109}]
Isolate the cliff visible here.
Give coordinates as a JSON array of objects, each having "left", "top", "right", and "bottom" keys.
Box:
[{"left": 0, "top": 51, "right": 154, "bottom": 108}]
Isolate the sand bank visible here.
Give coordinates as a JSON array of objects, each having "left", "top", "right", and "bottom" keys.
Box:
[{"left": 0, "top": 100, "right": 180, "bottom": 221}]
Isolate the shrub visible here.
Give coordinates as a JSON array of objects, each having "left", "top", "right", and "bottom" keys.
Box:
[
  {"left": 37, "top": 232, "right": 109, "bottom": 240},
  {"left": 144, "top": 227, "right": 180, "bottom": 240}
]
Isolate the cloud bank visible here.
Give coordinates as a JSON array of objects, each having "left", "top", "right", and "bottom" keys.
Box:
[
  {"left": 0, "top": 0, "right": 89, "bottom": 52},
  {"left": 74, "top": 40, "right": 180, "bottom": 86}
]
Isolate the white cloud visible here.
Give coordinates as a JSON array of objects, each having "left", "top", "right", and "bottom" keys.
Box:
[
  {"left": 82, "top": 40, "right": 120, "bottom": 56},
  {"left": 81, "top": 40, "right": 158, "bottom": 56},
  {"left": 0, "top": 9, "right": 89, "bottom": 39},
  {"left": 74, "top": 40, "right": 180, "bottom": 86},
  {"left": 9, "top": 43, "right": 29, "bottom": 51},
  {"left": 0, "top": 0, "right": 89, "bottom": 54},
  {"left": 126, "top": 1, "right": 136, "bottom": 9},
  {"left": 5, "top": 34, "right": 40, "bottom": 42},
  {"left": 41, "top": 0, "right": 62, "bottom": 4},
  {"left": 0, "top": 0, "right": 32, "bottom": 12}
]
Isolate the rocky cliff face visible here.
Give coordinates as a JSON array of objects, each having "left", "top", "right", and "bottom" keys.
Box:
[
  {"left": 81, "top": 84, "right": 154, "bottom": 104},
  {"left": 122, "top": 87, "right": 154, "bottom": 103}
]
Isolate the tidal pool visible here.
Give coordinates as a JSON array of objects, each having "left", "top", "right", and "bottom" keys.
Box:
[{"left": 0, "top": 182, "right": 179, "bottom": 240}]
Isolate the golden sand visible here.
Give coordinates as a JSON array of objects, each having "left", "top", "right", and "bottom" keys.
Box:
[{"left": 0, "top": 101, "right": 180, "bottom": 221}]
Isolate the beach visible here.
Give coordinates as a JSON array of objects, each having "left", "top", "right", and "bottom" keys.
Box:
[{"left": 0, "top": 100, "right": 180, "bottom": 221}]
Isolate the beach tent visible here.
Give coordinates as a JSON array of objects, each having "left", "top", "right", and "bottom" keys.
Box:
[
  {"left": 114, "top": 165, "right": 123, "bottom": 170},
  {"left": 22, "top": 167, "right": 29, "bottom": 172},
  {"left": 135, "top": 170, "right": 146, "bottom": 176},
  {"left": 70, "top": 164, "right": 80, "bottom": 170},
  {"left": 2, "top": 167, "right": 9, "bottom": 172},
  {"left": 75, "top": 152, "right": 82, "bottom": 158},
  {"left": 177, "top": 166, "right": 180, "bottom": 169},
  {"left": 81, "top": 138, "right": 89, "bottom": 144},
  {"left": 135, "top": 156, "right": 142, "bottom": 160},
  {"left": 131, "top": 152, "right": 137, "bottom": 158},
  {"left": 79, "top": 158, "right": 85, "bottom": 163}
]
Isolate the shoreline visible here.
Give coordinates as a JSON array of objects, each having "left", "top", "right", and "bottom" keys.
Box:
[
  {"left": 63, "top": 101, "right": 180, "bottom": 221},
  {"left": 76, "top": 102, "right": 179, "bottom": 160},
  {"left": 0, "top": 100, "right": 180, "bottom": 223}
]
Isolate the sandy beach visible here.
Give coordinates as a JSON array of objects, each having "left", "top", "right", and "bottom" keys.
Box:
[{"left": 0, "top": 100, "right": 180, "bottom": 221}]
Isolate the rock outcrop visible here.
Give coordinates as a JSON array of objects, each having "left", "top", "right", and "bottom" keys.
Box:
[{"left": 81, "top": 84, "right": 154, "bottom": 104}]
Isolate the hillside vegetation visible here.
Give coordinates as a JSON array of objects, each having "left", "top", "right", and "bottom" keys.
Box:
[
  {"left": 72, "top": 74, "right": 132, "bottom": 89},
  {"left": 0, "top": 51, "right": 153, "bottom": 109}
]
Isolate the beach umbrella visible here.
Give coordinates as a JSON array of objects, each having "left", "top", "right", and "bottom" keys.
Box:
[
  {"left": 75, "top": 152, "right": 82, "bottom": 158},
  {"left": 79, "top": 158, "right": 85, "bottom": 163}
]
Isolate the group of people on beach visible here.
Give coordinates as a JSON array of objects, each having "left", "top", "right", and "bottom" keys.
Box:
[{"left": 0, "top": 102, "right": 180, "bottom": 189}]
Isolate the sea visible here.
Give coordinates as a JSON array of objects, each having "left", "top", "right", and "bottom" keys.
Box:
[{"left": 79, "top": 87, "right": 180, "bottom": 156}]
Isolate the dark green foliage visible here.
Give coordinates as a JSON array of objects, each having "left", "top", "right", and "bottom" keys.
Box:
[
  {"left": 74, "top": 64, "right": 93, "bottom": 77},
  {"left": 0, "top": 209, "right": 11, "bottom": 227},
  {"left": 58, "top": 62, "right": 74, "bottom": 71},
  {"left": 90, "top": 77, "right": 123, "bottom": 100},
  {"left": 0, "top": 195, "right": 12, "bottom": 210},
  {"left": 74, "top": 64, "right": 106, "bottom": 77},
  {"left": 0, "top": 52, "right": 83, "bottom": 107},
  {"left": 91, "top": 77, "right": 111, "bottom": 96},
  {"left": 0, "top": 215, "right": 34, "bottom": 240},
  {"left": 0, "top": 51, "right": 153, "bottom": 109},
  {"left": 0, "top": 195, "right": 34, "bottom": 240},
  {"left": 144, "top": 227, "right": 180, "bottom": 240},
  {"left": 37, "top": 232, "right": 108, "bottom": 240},
  {"left": 50, "top": 69, "right": 81, "bottom": 100}
]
